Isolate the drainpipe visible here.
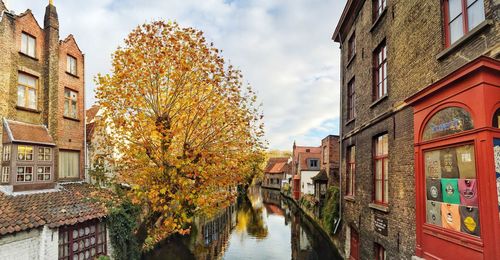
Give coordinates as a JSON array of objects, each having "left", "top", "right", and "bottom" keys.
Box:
[{"left": 333, "top": 33, "right": 344, "bottom": 235}]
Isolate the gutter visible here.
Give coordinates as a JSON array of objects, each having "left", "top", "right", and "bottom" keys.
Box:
[{"left": 333, "top": 33, "right": 344, "bottom": 235}]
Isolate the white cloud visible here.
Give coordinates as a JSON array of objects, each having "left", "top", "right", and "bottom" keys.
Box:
[{"left": 7, "top": 0, "right": 346, "bottom": 150}]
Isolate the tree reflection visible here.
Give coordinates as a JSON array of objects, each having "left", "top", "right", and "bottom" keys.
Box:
[{"left": 235, "top": 194, "right": 269, "bottom": 239}]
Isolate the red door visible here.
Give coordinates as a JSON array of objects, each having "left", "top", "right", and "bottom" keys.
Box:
[{"left": 350, "top": 227, "right": 359, "bottom": 260}]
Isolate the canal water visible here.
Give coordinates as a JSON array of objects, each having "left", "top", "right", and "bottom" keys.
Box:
[{"left": 144, "top": 186, "right": 341, "bottom": 260}]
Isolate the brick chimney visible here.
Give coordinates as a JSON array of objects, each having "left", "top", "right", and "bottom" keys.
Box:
[{"left": 43, "top": 1, "right": 60, "bottom": 140}]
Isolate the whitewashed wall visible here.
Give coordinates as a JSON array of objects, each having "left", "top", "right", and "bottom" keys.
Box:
[{"left": 300, "top": 170, "right": 318, "bottom": 195}]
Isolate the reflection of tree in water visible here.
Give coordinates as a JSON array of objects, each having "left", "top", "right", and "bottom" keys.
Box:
[{"left": 235, "top": 195, "right": 269, "bottom": 239}]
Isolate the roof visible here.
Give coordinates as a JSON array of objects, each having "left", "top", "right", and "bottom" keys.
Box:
[
  {"left": 264, "top": 157, "right": 289, "bottom": 174},
  {"left": 298, "top": 152, "right": 321, "bottom": 171},
  {"left": 332, "top": 0, "right": 364, "bottom": 43},
  {"left": 0, "top": 183, "right": 108, "bottom": 235},
  {"left": 86, "top": 105, "right": 100, "bottom": 141},
  {"left": 293, "top": 146, "right": 321, "bottom": 162},
  {"left": 3, "top": 119, "right": 55, "bottom": 146},
  {"left": 311, "top": 169, "right": 328, "bottom": 182}
]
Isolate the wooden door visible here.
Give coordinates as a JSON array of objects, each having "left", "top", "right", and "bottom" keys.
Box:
[{"left": 350, "top": 227, "right": 359, "bottom": 260}]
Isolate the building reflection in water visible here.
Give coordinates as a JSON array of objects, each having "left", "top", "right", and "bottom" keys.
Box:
[{"left": 144, "top": 186, "right": 341, "bottom": 260}]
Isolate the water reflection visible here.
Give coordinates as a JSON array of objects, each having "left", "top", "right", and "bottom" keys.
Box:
[{"left": 144, "top": 186, "right": 341, "bottom": 260}]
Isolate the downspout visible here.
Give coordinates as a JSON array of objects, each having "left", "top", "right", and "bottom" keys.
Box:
[{"left": 334, "top": 33, "right": 344, "bottom": 234}]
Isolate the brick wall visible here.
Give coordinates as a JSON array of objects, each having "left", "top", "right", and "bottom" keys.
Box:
[
  {"left": 321, "top": 135, "right": 340, "bottom": 186},
  {"left": 336, "top": 0, "right": 499, "bottom": 259}
]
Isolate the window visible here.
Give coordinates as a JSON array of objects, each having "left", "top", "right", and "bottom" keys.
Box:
[
  {"left": 64, "top": 89, "right": 78, "bottom": 119},
  {"left": 347, "top": 79, "right": 356, "bottom": 120},
  {"left": 374, "top": 134, "right": 389, "bottom": 204},
  {"left": 2, "top": 145, "right": 11, "bottom": 161},
  {"left": 375, "top": 243, "right": 386, "bottom": 260},
  {"left": 1, "top": 167, "right": 9, "bottom": 183},
  {"left": 58, "top": 221, "right": 107, "bottom": 260},
  {"left": 493, "top": 108, "right": 499, "bottom": 128},
  {"left": 17, "top": 166, "right": 33, "bottom": 182},
  {"left": 17, "top": 145, "right": 34, "bottom": 161},
  {"left": 373, "top": 42, "right": 387, "bottom": 100},
  {"left": 347, "top": 146, "right": 356, "bottom": 196},
  {"left": 422, "top": 107, "right": 473, "bottom": 141},
  {"left": 348, "top": 32, "right": 356, "bottom": 60},
  {"left": 323, "top": 146, "right": 327, "bottom": 163},
  {"left": 373, "top": 0, "right": 387, "bottom": 21},
  {"left": 59, "top": 151, "right": 80, "bottom": 179},
  {"left": 37, "top": 167, "right": 51, "bottom": 181},
  {"left": 38, "top": 147, "right": 52, "bottom": 161},
  {"left": 67, "top": 55, "right": 77, "bottom": 75},
  {"left": 309, "top": 159, "right": 319, "bottom": 168},
  {"left": 21, "top": 32, "right": 36, "bottom": 57},
  {"left": 444, "top": 0, "right": 485, "bottom": 45},
  {"left": 18, "top": 73, "right": 37, "bottom": 109}
]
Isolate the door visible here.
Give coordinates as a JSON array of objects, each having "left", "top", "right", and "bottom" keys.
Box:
[{"left": 350, "top": 227, "right": 359, "bottom": 260}]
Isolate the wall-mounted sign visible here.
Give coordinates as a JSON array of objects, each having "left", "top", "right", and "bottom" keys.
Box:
[
  {"left": 374, "top": 215, "right": 388, "bottom": 236},
  {"left": 494, "top": 139, "right": 500, "bottom": 219},
  {"left": 422, "top": 107, "right": 473, "bottom": 141}
]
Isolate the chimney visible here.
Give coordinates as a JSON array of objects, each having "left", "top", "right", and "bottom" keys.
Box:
[{"left": 43, "top": 0, "right": 60, "bottom": 140}]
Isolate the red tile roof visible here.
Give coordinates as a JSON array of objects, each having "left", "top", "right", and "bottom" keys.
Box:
[
  {"left": 3, "top": 119, "right": 55, "bottom": 145},
  {"left": 86, "top": 105, "right": 100, "bottom": 123},
  {"left": 0, "top": 183, "right": 108, "bottom": 235},
  {"left": 264, "top": 157, "right": 288, "bottom": 174},
  {"left": 293, "top": 146, "right": 321, "bottom": 162},
  {"left": 298, "top": 152, "right": 321, "bottom": 171}
]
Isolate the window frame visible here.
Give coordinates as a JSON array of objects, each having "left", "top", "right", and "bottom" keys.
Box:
[
  {"left": 20, "top": 32, "right": 36, "bottom": 58},
  {"left": 37, "top": 166, "right": 51, "bottom": 181},
  {"left": 38, "top": 147, "right": 52, "bottom": 161},
  {"left": 443, "top": 0, "right": 485, "bottom": 47},
  {"left": 58, "top": 220, "right": 107, "bottom": 260},
  {"left": 373, "top": 41, "right": 388, "bottom": 101},
  {"left": 347, "top": 32, "right": 356, "bottom": 60},
  {"left": 347, "top": 78, "right": 356, "bottom": 120},
  {"left": 67, "top": 55, "right": 78, "bottom": 76},
  {"left": 1, "top": 166, "right": 10, "bottom": 183},
  {"left": 2, "top": 145, "right": 11, "bottom": 161},
  {"left": 373, "top": 134, "right": 389, "bottom": 205},
  {"left": 373, "top": 0, "right": 387, "bottom": 21},
  {"left": 17, "top": 73, "right": 38, "bottom": 110},
  {"left": 64, "top": 88, "right": 79, "bottom": 119},
  {"left": 16, "top": 166, "right": 33, "bottom": 182},
  {"left": 17, "top": 145, "right": 34, "bottom": 161},
  {"left": 309, "top": 159, "right": 319, "bottom": 168},
  {"left": 346, "top": 145, "right": 356, "bottom": 196}
]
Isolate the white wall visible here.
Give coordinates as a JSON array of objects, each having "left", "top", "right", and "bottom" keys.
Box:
[
  {"left": 0, "top": 229, "right": 41, "bottom": 260},
  {"left": 300, "top": 170, "right": 318, "bottom": 195}
]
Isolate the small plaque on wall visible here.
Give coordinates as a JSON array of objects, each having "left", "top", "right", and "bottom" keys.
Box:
[{"left": 374, "top": 215, "right": 388, "bottom": 236}]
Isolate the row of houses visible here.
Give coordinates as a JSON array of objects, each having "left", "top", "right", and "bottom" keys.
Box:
[
  {"left": 262, "top": 135, "right": 340, "bottom": 203},
  {"left": 332, "top": 0, "right": 500, "bottom": 259},
  {"left": 0, "top": 1, "right": 113, "bottom": 259}
]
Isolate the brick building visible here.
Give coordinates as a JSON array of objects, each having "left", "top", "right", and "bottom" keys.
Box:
[
  {"left": 333, "top": 0, "right": 499, "bottom": 259},
  {"left": 0, "top": 1, "right": 112, "bottom": 259},
  {"left": 291, "top": 142, "right": 322, "bottom": 199},
  {"left": 320, "top": 135, "right": 340, "bottom": 187}
]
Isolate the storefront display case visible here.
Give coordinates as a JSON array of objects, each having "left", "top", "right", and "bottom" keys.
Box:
[{"left": 406, "top": 57, "right": 500, "bottom": 260}]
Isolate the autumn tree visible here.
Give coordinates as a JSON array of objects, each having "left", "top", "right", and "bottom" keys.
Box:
[{"left": 95, "top": 21, "right": 265, "bottom": 249}]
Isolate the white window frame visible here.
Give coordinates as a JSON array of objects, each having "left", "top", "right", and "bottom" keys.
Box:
[
  {"left": 1, "top": 167, "right": 10, "bottom": 183},
  {"left": 2, "top": 145, "right": 11, "bottom": 161},
  {"left": 21, "top": 32, "right": 36, "bottom": 57},
  {"left": 17, "top": 145, "right": 34, "bottom": 161},
  {"left": 67, "top": 55, "right": 77, "bottom": 75},
  {"left": 17, "top": 166, "right": 33, "bottom": 182}
]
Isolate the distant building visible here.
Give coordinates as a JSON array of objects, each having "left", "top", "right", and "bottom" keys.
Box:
[
  {"left": 320, "top": 135, "right": 340, "bottom": 187},
  {"left": 0, "top": 1, "right": 112, "bottom": 258},
  {"left": 262, "top": 157, "right": 288, "bottom": 190}
]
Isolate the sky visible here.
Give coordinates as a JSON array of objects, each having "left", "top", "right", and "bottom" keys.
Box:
[{"left": 6, "top": 0, "right": 346, "bottom": 150}]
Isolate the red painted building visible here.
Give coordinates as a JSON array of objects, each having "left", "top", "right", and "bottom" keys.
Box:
[{"left": 406, "top": 56, "right": 500, "bottom": 260}]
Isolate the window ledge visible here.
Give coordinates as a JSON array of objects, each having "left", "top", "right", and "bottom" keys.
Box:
[
  {"left": 346, "top": 53, "right": 356, "bottom": 68},
  {"left": 369, "top": 203, "right": 389, "bottom": 213},
  {"left": 65, "top": 71, "right": 80, "bottom": 78},
  {"left": 345, "top": 117, "right": 355, "bottom": 126},
  {"left": 63, "top": 116, "right": 80, "bottom": 122},
  {"left": 370, "top": 8, "right": 387, "bottom": 33},
  {"left": 437, "top": 19, "right": 492, "bottom": 61},
  {"left": 344, "top": 196, "right": 355, "bottom": 202},
  {"left": 370, "top": 95, "right": 388, "bottom": 108},
  {"left": 18, "top": 52, "right": 38, "bottom": 61},
  {"left": 16, "top": 106, "right": 41, "bottom": 114}
]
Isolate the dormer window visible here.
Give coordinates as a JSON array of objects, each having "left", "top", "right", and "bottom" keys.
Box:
[
  {"left": 21, "top": 32, "right": 36, "bottom": 58},
  {"left": 67, "top": 55, "right": 77, "bottom": 75},
  {"left": 309, "top": 159, "right": 319, "bottom": 168}
]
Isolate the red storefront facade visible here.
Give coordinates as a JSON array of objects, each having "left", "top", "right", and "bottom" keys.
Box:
[{"left": 407, "top": 56, "right": 500, "bottom": 260}]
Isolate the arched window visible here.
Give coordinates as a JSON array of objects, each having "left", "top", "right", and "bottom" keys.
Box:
[
  {"left": 422, "top": 107, "right": 474, "bottom": 141},
  {"left": 493, "top": 108, "right": 500, "bottom": 128}
]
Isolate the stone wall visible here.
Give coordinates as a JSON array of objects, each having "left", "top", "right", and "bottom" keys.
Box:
[{"left": 337, "top": 0, "right": 499, "bottom": 259}]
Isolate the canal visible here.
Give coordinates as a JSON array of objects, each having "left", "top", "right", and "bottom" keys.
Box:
[{"left": 144, "top": 186, "right": 342, "bottom": 260}]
